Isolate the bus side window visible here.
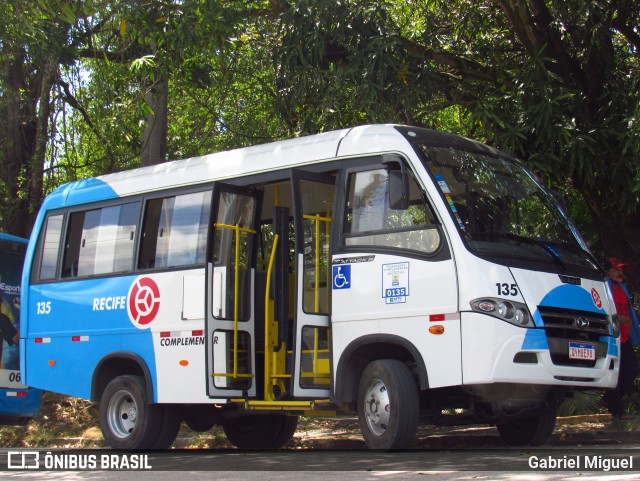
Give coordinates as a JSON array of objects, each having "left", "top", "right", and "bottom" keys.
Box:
[
  {"left": 139, "top": 191, "right": 211, "bottom": 270},
  {"left": 38, "top": 214, "right": 64, "bottom": 281},
  {"left": 62, "top": 202, "right": 139, "bottom": 278},
  {"left": 344, "top": 168, "right": 441, "bottom": 253},
  {"left": 62, "top": 211, "right": 85, "bottom": 277}
]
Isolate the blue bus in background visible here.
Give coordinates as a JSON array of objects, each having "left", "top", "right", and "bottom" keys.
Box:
[{"left": 0, "top": 233, "right": 41, "bottom": 424}]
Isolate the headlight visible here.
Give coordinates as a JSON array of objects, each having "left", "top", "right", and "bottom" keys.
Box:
[
  {"left": 470, "top": 297, "right": 534, "bottom": 328},
  {"left": 611, "top": 314, "right": 620, "bottom": 338},
  {"left": 497, "top": 302, "right": 514, "bottom": 319}
]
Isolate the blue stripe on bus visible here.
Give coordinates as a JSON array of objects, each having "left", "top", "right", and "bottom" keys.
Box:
[
  {"left": 20, "top": 178, "right": 119, "bottom": 345},
  {"left": 0, "top": 388, "right": 41, "bottom": 418},
  {"left": 523, "top": 284, "right": 610, "bottom": 352},
  {"left": 521, "top": 329, "right": 549, "bottom": 350},
  {"left": 537, "top": 284, "right": 606, "bottom": 315},
  {"left": 26, "top": 333, "right": 156, "bottom": 400},
  {"left": 25, "top": 276, "right": 157, "bottom": 400},
  {"left": 0, "top": 233, "right": 28, "bottom": 244},
  {"left": 602, "top": 335, "right": 619, "bottom": 357},
  {"left": 46, "top": 178, "right": 119, "bottom": 210}
]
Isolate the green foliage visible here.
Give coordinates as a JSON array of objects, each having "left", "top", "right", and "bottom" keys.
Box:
[
  {"left": 275, "top": 0, "right": 419, "bottom": 132},
  {"left": 44, "top": 0, "right": 288, "bottom": 185},
  {"left": 271, "top": 0, "right": 640, "bottom": 279},
  {"left": 2, "top": 0, "right": 640, "bottom": 277},
  {"left": 557, "top": 391, "right": 604, "bottom": 417}
]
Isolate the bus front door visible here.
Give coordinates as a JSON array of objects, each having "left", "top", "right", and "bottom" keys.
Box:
[
  {"left": 206, "top": 184, "right": 261, "bottom": 398},
  {"left": 290, "top": 171, "right": 336, "bottom": 398}
]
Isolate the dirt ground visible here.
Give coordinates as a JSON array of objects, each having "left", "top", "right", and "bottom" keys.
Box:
[
  {"left": 287, "top": 414, "right": 640, "bottom": 450},
  {"left": 60, "top": 413, "right": 640, "bottom": 450},
  {"left": 4, "top": 392, "right": 639, "bottom": 449}
]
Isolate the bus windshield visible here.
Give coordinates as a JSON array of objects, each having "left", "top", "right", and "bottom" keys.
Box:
[{"left": 416, "top": 145, "right": 596, "bottom": 271}]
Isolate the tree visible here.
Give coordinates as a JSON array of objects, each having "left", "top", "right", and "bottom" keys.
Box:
[
  {"left": 0, "top": 0, "right": 281, "bottom": 235},
  {"left": 273, "top": 0, "right": 640, "bottom": 285}
]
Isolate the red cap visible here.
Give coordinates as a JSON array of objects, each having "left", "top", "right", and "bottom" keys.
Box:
[{"left": 605, "top": 257, "right": 626, "bottom": 269}]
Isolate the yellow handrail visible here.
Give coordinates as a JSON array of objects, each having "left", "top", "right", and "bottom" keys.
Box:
[
  {"left": 213, "top": 222, "right": 256, "bottom": 379},
  {"left": 302, "top": 213, "right": 331, "bottom": 313},
  {"left": 264, "top": 234, "right": 279, "bottom": 400}
]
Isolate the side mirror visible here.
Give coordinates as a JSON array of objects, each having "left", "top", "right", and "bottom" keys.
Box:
[{"left": 383, "top": 154, "right": 409, "bottom": 210}]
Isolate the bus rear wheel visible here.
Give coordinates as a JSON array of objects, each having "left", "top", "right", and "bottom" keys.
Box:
[
  {"left": 99, "top": 375, "right": 163, "bottom": 449},
  {"left": 496, "top": 406, "right": 557, "bottom": 446},
  {"left": 357, "top": 359, "right": 419, "bottom": 450},
  {"left": 183, "top": 405, "right": 218, "bottom": 432},
  {"left": 222, "top": 414, "right": 298, "bottom": 449},
  {"left": 152, "top": 404, "right": 181, "bottom": 449}
]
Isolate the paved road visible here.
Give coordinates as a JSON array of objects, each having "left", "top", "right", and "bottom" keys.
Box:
[
  {"left": 1, "top": 446, "right": 639, "bottom": 481},
  {"left": 2, "top": 416, "right": 639, "bottom": 480}
]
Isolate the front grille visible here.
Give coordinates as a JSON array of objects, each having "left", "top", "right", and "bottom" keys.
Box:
[{"left": 539, "top": 307, "right": 611, "bottom": 367}]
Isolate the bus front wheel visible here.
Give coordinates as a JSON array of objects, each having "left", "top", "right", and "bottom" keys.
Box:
[
  {"left": 222, "top": 414, "right": 298, "bottom": 449},
  {"left": 99, "top": 375, "right": 164, "bottom": 449},
  {"left": 357, "top": 359, "right": 419, "bottom": 450},
  {"left": 496, "top": 406, "right": 557, "bottom": 446}
]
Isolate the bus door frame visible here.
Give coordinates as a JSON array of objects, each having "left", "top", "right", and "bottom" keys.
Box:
[
  {"left": 205, "top": 182, "right": 262, "bottom": 399},
  {"left": 290, "top": 169, "right": 336, "bottom": 399}
]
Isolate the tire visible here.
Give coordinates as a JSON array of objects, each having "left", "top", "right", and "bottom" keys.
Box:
[
  {"left": 222, "top": 414, "right": 298, "bottom": 449},
  {"left": 357, "top": 359, "right": 419, "bottom": 450},
  {"left": 183, "top": 405, "right": 218, "bottom": 432},
  {"left": 99, "top": 375, "right": 163, "bottom": 450},
  {"left": 152, "top": 404, "right": 181, "bottom": 449},
  {"left": 496, "top": 406, "right": 557, "bottom": 446}
]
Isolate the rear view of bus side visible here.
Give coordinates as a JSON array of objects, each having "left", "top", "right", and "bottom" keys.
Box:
[{"left": 21, "top": 125, "right": 618, "bottom": 450}]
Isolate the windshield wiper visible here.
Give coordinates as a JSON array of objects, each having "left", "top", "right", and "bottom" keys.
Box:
[
  {"left": 466, "top": 231, "right": 567, "bottom": 270},
  {"left": 551, "top": 240, "right": 601, "bottom": 271}
]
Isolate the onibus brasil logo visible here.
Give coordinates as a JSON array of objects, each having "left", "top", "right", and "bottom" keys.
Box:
[{"left": 127, "top": 277, "right": 161, "bottom": 328}]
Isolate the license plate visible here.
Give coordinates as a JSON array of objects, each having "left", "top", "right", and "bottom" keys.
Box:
[{"left": 569, "top": 342, "right": 595, "bottom": 360}]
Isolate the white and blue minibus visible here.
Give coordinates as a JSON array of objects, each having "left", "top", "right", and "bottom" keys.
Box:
[
  {"left": 0, "top": 233, "right": 41, "bottom": 424},
  {"left": 21, "top": 125, "right": 618, "bottom": 449}
]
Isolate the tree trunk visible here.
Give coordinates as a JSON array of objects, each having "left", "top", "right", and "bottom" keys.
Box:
[
  {"left": 140, "top": 76, "right": 169, "bottom": 167},
  {"left": 0, "top": 51, "right": 38, "bottom": 238},
  {"left": 28, "top": 62, "right": 56, "bottom": 232}
]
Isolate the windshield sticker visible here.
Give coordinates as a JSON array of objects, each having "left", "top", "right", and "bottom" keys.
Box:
[
  {"left": 382, "top": 262, "right": 409, "bottom": 304},
  {"left": 435, "top": 175, "right": 465, "bottom": 229}
]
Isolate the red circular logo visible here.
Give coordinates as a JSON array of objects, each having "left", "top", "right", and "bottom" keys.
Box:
[
  {"left": 591, "top": 288, "right": 602, "bottom": 309},
  {"left": 128, "top": 277, "right": 161, "bottom": 328}
]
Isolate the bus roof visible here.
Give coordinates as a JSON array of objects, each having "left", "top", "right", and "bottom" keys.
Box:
[
  {"left": 0, "top": 233, "right": 28, "bottom": 245},
  {"left": 40, "top": 124, "right": 500, "bottom": 211}
]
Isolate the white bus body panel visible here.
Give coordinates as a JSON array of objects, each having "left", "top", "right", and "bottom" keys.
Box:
[{"left": 331, "top": 252, "right": 461, "bottom": 389}]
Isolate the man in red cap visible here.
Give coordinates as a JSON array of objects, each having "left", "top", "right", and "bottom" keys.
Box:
[{"left": 602, "top": 258, "right": 640, "bottom": 419}]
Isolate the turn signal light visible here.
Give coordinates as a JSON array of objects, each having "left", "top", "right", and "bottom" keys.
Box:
[
  {"left": 179, "top": 360, "right": 189, "bottom": 366},
  {"left": 429, "top": 325, "right": 445, "bottom": 335},
  {"left": 48, "top": 360, "right": 56, "bottom": 366}
]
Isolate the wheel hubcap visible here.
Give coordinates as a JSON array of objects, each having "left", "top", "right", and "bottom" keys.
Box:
[
  {"left": 363, "top": 379, "right": 390, "bottom": 436},
  {"left": 108, "top": 390, "right": 138, "bottom": 439}
]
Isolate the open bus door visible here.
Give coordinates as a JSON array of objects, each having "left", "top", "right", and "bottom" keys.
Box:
[
  {"left": 206, "top": 184, "right": 262, "bottom": 398},
  {"left": 289, "top": 170, "right": 335, "bottom": 399},
  {"left": 244, "top": 171, "right": 337, "bottom": 403}
]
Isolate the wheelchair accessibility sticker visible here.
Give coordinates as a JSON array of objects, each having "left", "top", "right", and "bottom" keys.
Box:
[
  {"left": 332, "top": 265, "right": 351, "bottom": 290},
  {"left": 382, "top": 262, "right": 409, "bottom": 304}
]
